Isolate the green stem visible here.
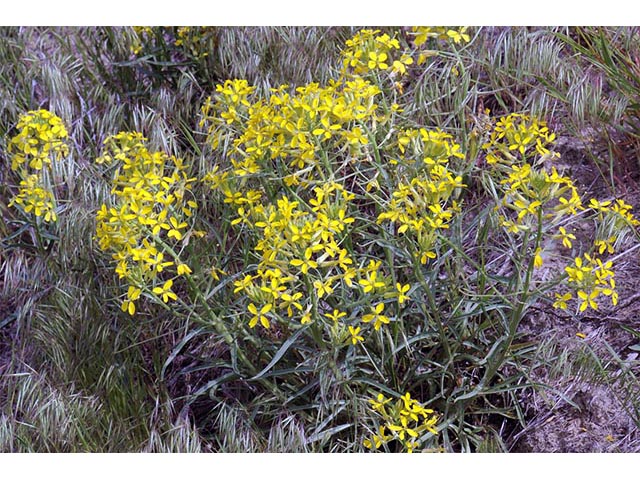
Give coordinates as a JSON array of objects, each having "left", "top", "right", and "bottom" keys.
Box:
[
  {"left": 302, "top": 274, "right": 325, "bottom": 349},
  {"left": 478, "top": 208, "right": 545, "bottom": 390},
  {"left": 361, "top": 122, "right": 390, "bottom": 188},
  {"left": 413, "top": 255, "right": 452, "bottom": 361},
  {"left": 150, "top": 234, "right": 269, "bottom": 380}
]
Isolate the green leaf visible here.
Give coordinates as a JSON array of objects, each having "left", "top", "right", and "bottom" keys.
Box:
[
  {"left": 161, "top": 327, "right": 206, "bottom": 381},
  {"left": 249, "top": 325, "right": 308, "bottom": 381},
  {"left": 194, "top": 371, "right": 241, "bottom": 399},
  {"left": 306, "top": 423, "right": 352, "bottom": 445},
  {"left": 350, "top": 377, "right": 399, "bottom": 398},
  {"left": 0, "top": 313, "right": 17, "bottom": 329}
]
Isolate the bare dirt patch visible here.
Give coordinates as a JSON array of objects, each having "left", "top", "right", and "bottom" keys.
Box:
[{"left": 512, "top": 132, "right": 640, "bottom": 452}]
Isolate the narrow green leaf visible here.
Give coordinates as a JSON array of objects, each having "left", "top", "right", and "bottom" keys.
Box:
[
  {"left": 161, "top": 327, "right": 206, "bottom": 380},
  {"left": 249, "top": 325, "right": 308, "bottom": 381}
]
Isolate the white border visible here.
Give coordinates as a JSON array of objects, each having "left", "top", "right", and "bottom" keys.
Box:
[
  {"left": 2, "top": 453, "right": 637, "bottom": 479},
  {"left": 2, "top": 0, "right": 639, "bottom": 26}
]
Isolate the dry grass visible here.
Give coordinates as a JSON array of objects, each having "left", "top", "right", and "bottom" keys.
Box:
[{"left": 1, "top": 26, "right": 640, "bottom": 453}]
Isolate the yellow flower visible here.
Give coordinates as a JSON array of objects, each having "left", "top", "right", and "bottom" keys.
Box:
[
  {"left": 359, "top": 270, "right": 385, "bottom": 293},
  {"left": 420, "top": 250, "right": 437, "bottom": 264},
  {"left": 290, "top": 248, "right": 318, "bottom": 274},
  {"left": 177, "top": 262, "right": 192, "bottom": 276},
  {"left": 343, "top": 126, "right": 368, "bottom": 146},
  {"left": 362, "top": 303, "right": 390, "bottom": 331},
  {"left": 279, "top": 292, "right": 303, "bottom": 317},
  {"left": 341, "top": 267, "right": 357, "bottom": 288},
  {"left": 153, "top": 279, "right": 178, "bottom": 303},
  {"left": 391, "top": 54, "right": 414, "bottom": 75},
  {"left": 167, "top": 217, "right": 188, "bottom": 240},
  {"left": 324, "top": 309, "right": 347, "bottom": 322},
  {"left": 149, "top": 252, "right": 174, "bottom": 274},
  {"left": 363, "top": 425, "right": 391, "bottom": 450},
  {"left": 565, "top": 257, "right": 590, "bottom": 283},
  {"left": 248, "top": 302, "right": 272, "bottom": 329},
  {"left": 514, "top": 199, "right": 541, "bottom": 219},
  {"left": 388, "top": 415, "right": 420, "bottom": 442},
  {"left": 210, "top": 267, "right": 226, "bottom": 281},
  {"left": 594, "top": 237, "right": 616, "bottom": 255},
  {"left": 534, "top": 248, "right": 543, "bottom": 268},
  {"left": 553, "top": 292, "right": 572, "bottom": 310},
  {"left": 348, "top": 325, "right": 364, "bottom": 345},
  {"left": 260, "top": 276, "right": 287, "bottom": 300},
  {"left": 121, "top": 285, "right": 142, "bottom": 316},
  {"left": 313, "top": 278, "right": 334, "bottom": 298},
  {"left": 368, "top": 393, "right": 391, "bottom": 413},
  {"left": 367, "top": 51, "right": 388, "bottom": 70},
  {"left": 555, "top": 227, "right": 576, "bottom": 249},
  {"left": 446, "top": 27, "right": 470, "bottom": 44},
  {"left": 577, "top": 290, "right": 598, "bottom": 312},
  {"left": 396, "top": 283, "right": 411, "bottom": 304}
]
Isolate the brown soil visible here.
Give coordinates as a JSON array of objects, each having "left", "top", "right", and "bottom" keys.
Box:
[{"left": 512, "top": 131, "right": 640, "bottom": 452}]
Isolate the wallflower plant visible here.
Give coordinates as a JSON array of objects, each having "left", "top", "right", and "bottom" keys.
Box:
[
  {"left": 87, "top": 28, "right": 639, "bottom": 452},
  {"left": 6, "top": 109, "right": 69, "bottom": 252}
]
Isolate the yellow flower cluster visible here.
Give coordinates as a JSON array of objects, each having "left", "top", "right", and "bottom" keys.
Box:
[
  {"left": 364, "top": 392, "right": 439, "bottom": 453},
  {"left": 341, "top": 29, "right": 413, "bottom": 76},
  {"left": 498, "top": 164, "right": 584, "bottom": 233},
  {"left": 555, "top": 250, "right": 617, "bottom": 311},
  {"left": 201, "top": 75, "right": 382, "bottom": 186},
  {"left": 483, "top": 114, "right": 581, "bottom": 238},
  {"left": 9, "top": 174, "right": 59, "bottom": 223},
  {"left": 228, "top": 182, "right": 358, "bottom": 329},
  {"left": 131, "top": 26, "right": 216, "bottom": 59},
  {"left": 200, "top": 79, "right": 255, "bottom": 134},
  {"left": 208, "top": 163, "right": 414, "bottom": 337},
  {"left": 396, "top": 127, "right": 465, "bottom": 162},
  {"left": 481, "top": 114, "right": 635, "bottom": 312},
  {"left": 130, "top": 26, "right": 154, "bottom": 55},
  {"left": 174, "top": 26, "right": 216, "bottom": 59},
  {"left": 8, "top": 109, "right": 69, "bottom": 172},
  {"left": 411, "top": 26, "right": 471, "bottom": 47},
  {"left": 7, "top": 110, "right": 69, "bottom": 223},
  {"left": 483, "top": 113, "right": 556, "bottom": 164},
  {"left": 378, "top": 129, "right": 465, "bottom": 264},
  {"left": 200, "top": 31, "right": 433, "bottom": 335},
  {"left": 410, "top": 27, "right": 471, "bottom": 64},
  {"left": 95, "top": 132, "right": 200, "bottom": 315},
  {"left": 552, "top": 198, "right": 640, "bottom": 313},
  {"left": 589, "top": 197, "right": 640, "bottom": 230}
]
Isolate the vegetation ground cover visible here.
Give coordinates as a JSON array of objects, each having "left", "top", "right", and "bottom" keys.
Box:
[{"left": 1, "top": 26, "right": 640, "bottom": 452}]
